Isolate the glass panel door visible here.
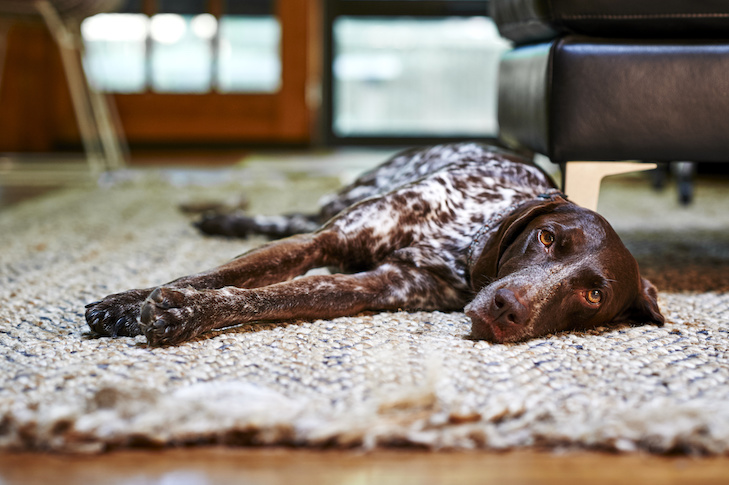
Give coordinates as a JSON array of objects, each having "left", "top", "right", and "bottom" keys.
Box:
[
  {"left": 79, "top": 0, "right": 311, "bottom": 146},
  {"left": 333, "top": 16, "right": 508, "bottom": 137},
  {"left": 324, "top": 0, "right": 504, "bottom": 145}
]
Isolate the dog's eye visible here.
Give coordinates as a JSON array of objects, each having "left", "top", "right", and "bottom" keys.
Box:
[
  {"left": 586, "top": 289, "right": 602, "bottom": 305},
  {"left": 538, "top": 230, "right": 555, "bottom": 247}
]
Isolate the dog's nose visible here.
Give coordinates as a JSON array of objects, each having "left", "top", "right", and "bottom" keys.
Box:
[{"left": 490, "top": 288, "right": 528, "bottom": 326}]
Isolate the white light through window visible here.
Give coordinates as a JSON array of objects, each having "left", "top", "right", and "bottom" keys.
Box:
[
  {"left": 81, "top": 13, "right": 148, "bottom": 92},
  {"left": 81, "top": 12, "right": 281, "bottom": 94},
  {"left": 191, "top": 13, "right": 217, "bottom": 40},
  {"left": 150, "top": 14, "right": 187, "bottom": 45}
]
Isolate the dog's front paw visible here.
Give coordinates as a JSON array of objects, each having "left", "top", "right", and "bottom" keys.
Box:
[
  {"left": 85, "top": 289, "right": 151, "bottom": 337},
  {"left": 140, "top": 287, "right": 203, "bottom": 346}
]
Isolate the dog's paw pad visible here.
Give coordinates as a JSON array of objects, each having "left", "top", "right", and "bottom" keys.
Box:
[
  {"left": 140, "top": 287, "right": 197, "bottom": 346},
  {"left": 147, "top": 286, "right": 186, "bottom": 310}
]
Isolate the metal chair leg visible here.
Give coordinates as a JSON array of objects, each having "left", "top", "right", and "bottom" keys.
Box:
[
  {"left": 673, "top": 161, "right": 696, "bottom": 205},
  {"left": 35, "top": 0, "right": 127, "bottom": 173},
  {"left": 73, "top": 18, "right": 128, "bottom": 170}
]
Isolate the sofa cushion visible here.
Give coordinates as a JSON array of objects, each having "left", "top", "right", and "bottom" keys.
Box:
[
  {"left": 498, "top": 37, "right": 729, "bottom": 162},
  {"left": 491, "top": 0, "right": 729, "bottom": 44}
]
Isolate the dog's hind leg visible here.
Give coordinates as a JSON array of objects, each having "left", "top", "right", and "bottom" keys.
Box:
[
  {"left": 194, "top": 212, "right": 321, "bottom": 238},
  {"left": 138, "top": 262, "right": 466, "bottom": 346}
]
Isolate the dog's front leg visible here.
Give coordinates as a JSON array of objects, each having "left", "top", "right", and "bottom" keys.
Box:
[
  {"left": 86, "top": 233, "right": 339, "bottom": 338},
  {"left": 138, "top": 263, "right": 465, "bottom": 346}
]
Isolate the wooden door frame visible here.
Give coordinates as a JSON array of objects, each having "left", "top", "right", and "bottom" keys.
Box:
[
  {"left": 108, "top": 0, "right": 318, "bottom": 145},
  {"left": 0, "top": 0, "right": 319, "bottom": 151}
]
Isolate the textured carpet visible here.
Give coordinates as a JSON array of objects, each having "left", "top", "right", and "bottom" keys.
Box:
[{"left": 2, "top": 158, "right": 729, "bottom": 454}]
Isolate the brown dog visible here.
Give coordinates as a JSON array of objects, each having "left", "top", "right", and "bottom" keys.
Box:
[{"left": 86, "top": 143, "right": 664, "bottom": 346}]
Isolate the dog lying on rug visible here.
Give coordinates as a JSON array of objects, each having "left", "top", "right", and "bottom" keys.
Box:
[{"left": 86, "top": 143, "right": 664, "bottom": 346}]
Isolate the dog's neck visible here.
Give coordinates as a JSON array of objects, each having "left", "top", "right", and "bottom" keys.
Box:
[{"left": 466, "top": 189, "right": 567, "bottom": 270}]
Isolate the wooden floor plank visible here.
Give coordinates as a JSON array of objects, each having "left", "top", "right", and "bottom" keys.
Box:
[{"left": 1, "top": 448, "right": 728, "bottom": 485}]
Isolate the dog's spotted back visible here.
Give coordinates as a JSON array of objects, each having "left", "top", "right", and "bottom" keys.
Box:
[{"left": 197, "top": 143, "right": 554, "bottom": 239}]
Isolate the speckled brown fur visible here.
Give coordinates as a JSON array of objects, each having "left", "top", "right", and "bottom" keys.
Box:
[{"left": 86, "top": 143, "right": 664, "bottom": 346}]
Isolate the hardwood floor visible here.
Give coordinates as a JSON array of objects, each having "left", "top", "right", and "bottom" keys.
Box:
[{"left": 1, "top": 448, "right": 728, "bottom": 485}]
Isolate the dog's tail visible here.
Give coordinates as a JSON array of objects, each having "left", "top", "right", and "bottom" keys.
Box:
[{"left": 194, "top": 212, "right": 321, "bottom": 239}]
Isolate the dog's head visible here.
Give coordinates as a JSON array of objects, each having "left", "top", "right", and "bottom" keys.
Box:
[{"left": 466, "top": 197, "right": 664, "bottom": 343}]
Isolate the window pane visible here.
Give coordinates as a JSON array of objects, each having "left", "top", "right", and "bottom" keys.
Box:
[
  {"left": 81, "top": 13, "right": 148, "bottom": 93},
  {"left": 150, "top": 14, "right": 215, "bottom": 93},
  {"left": 333, "top": 17, "right": 510, "bottom": 137},
  {"left": 218, "top": 16, "right": 281, "bottom": 93}
]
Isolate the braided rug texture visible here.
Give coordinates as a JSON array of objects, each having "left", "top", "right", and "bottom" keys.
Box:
[{"left": 1, "top": 166, "right": 729, "bottom": 454}]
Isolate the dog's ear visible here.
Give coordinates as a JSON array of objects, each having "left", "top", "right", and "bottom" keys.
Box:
[
  {"left": 619, "top": 277, "right": 665, "bottom": 326},
  {"left": 470, "top": 198, "right": 567, "bottom": 291}
]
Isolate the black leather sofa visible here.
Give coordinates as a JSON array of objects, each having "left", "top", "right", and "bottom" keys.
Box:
[{"left": 491, "top": 0, "right": 729, "bottom": 206}]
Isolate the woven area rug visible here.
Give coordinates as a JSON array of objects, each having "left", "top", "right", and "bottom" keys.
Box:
[{"left": 2, "top": 158, "right": 729, "bottom": 454}]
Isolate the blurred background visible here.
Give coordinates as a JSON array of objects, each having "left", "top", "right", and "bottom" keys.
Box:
[
  {"left": 0, "top": 0, "right": 508, "bottom": 158},
  {"left": 4, "top": 0, "right": 724, "bottom": 210}
]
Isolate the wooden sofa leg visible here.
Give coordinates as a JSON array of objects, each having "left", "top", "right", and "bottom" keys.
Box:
[{"left": 563, "top": 161, "right": 657, "bottom": 212}]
